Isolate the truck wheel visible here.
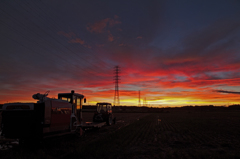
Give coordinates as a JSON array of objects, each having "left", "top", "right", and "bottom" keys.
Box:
[
  {"left": 113, "top": 117, "right": 116, "bottom": 124},
  {"left": 19, "top": 136, "right": 42, "bottom": 147},
  {"left": 93, "top": 115, "right": 97, "bottom": 122},
  {"left": 107, "top": 115, "right": 112, "bottom": 126}
]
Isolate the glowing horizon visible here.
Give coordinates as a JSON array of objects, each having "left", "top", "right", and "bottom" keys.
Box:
[
  {"left": 1, "top": 87, "right": 240, "bottom": 107},
  {"left": 1, "top": 1, "right": 240, "bottom": 107}
]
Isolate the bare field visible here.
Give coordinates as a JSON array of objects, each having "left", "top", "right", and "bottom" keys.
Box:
[
  {"left": 82, "top": 112, "right": 148, "bottom": 122},
  {"left": 1, "top": 111, "right": 240, "bottom": 159}
]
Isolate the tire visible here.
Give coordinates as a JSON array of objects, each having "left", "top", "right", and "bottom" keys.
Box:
[
  {"left": 19, "top": 137, "right": 41, "bottom": 147},
  {"left": 93, "top": 114, "right": 97, "bottom": 122},
  {"left": 113, "top": 117, "right": 116, "bottom": 124},
  {"left": 107, "top": 115, "right": 112, "bottom": 126}
]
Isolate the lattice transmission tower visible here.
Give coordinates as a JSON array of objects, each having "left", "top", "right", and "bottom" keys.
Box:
[{"left": 114, "top": 66, "right": 120, "bottom": 106}]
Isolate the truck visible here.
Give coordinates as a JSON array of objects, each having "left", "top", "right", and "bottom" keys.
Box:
[{"left": 0, "top": 90, "right": 109, "bottom": 145}]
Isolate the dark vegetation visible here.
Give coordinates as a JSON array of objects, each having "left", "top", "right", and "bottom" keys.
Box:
[
  {"left": 0, "top": 107, "right": 240, "bottom": 158},
  {"left": 83, "top": 104, "right": 240, "bottom": 113}
]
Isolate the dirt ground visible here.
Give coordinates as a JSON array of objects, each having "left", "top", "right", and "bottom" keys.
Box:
[
  {"left": 0, "top": 112, "right": 148, "bottom": 158},
  {"left": 77, "top": 111, "right": 240, "bottom": 159},
  {"left": 1, "top": 111, "right": 240, "bottom": 159}
]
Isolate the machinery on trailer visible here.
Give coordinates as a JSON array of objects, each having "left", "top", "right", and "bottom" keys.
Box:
[
  {"left": 72, "top": 103, "right": 116, "bottom": 130},
  {"left": 0, "top": 90, "right": 110, "bottom": 144},
  {"left": 93, "top": 102, "right": 115, "bottom": 126}
]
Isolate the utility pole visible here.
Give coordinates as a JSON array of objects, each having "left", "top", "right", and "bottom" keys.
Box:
[
  {"left": 143, "top": 97, "right": 146, "bottom": 106},
  {"left": 114, "top": 66, "right": 120, "bottom": 106}
]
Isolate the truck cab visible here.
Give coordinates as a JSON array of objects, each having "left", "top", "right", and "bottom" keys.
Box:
[{"left": 58, "top": 90, "right": 86, "bottom": 130}]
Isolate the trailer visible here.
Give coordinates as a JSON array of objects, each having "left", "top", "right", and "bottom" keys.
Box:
[
  {"left": 76, "top": 103, "right": 115, "bottom": 132},
  {"left": 0, "top": 90, "right": 109, "bottom": 145},
  {"left": 80, "top": 122, "right": 106, "bottom": 129}
]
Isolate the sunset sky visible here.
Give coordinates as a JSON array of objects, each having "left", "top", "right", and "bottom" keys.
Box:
[{"left": 1, "top": 0, "right": 240, "bottom": 107}]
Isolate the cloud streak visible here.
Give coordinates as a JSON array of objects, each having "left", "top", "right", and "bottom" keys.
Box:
[{"left": 86, "top": 17, "right": 121, "bottom": 33}]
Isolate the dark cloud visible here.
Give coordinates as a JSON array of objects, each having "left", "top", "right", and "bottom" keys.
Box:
[
  {"left": 181, "top": 19, "right": 240, "bottom": 56},
  {"left": 214, "top": 90, "right": 240, "bottom": 95}
]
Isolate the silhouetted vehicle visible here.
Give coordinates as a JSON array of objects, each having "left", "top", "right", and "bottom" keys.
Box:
[
  {"left": 93, "top": 103, "right": 116, "bottom": 125},
  {"left": 0, "top": 90, "right": 89, "bottom": 144}
]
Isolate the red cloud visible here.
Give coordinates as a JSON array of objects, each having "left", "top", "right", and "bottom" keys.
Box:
[
  {"left": 58, "top": 31, "right": 75, "bottom": 38},
  {"left": 86, "top": 17, "right": 121, "bottom": 33},
  {"left": 58, "top": 31, "right": 89, "bottom": 46},
  {"left": 86, "top": 16, "right": 121, "bottom": 42},
  {"left": 3, "top": 21, "right": 240, "bottom": 106},
  {"left": 69, "top": 38, "right": 85, "bottom": 45},
  {"left": 108, "top": 31, "right": 114, "bottom": 42},
  {"left": 87, "top": 18, "right": 109, "bottom": 33},
  {"left": 96, "top": 44, "right": 105, "bottom": 47}
]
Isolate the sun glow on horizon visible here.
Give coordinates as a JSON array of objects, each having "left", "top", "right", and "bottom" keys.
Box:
[{"left": 1, "top": 84, "right": 240, "bottom": 107}]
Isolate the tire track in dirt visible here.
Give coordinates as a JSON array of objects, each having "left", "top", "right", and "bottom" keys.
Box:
[
  {"left": 139, "top": 115, "right": 156, "bottom": 144},
  {"left": 123, "top": 115, "right": 154, "bottom": 147},
  {"left": 129, "top": 120, "right": 148, "bottom": 146}
]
